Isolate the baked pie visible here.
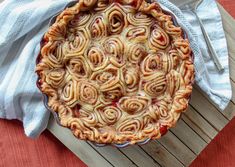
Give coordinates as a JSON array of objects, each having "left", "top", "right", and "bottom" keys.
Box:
[{"left": 36, "top": 0, "right": 194, "bottom": 145}]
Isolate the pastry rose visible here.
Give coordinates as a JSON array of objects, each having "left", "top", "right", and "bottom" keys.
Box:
[
  {"left": 66, "top": 56, "right": 91, "bottom": 80},
  {"left": 68, "top": 13, "right": 92, "bottom": 29},
  {"left": 37, "top": 42, "right": 64, "bottom": 70},
  {"left": 119, "top": 96, "right": 149, "bottom": 114},
  {"left": 122, "top": 65, "right": 140, "bottom": 93},
  {"left": 125, "top": 43, "right": 147, "bottom": 64},
  {"left": 124, "top": 25, "right": 149, "bottom": 42},
  {"left": 45, "top": 68, "right": 67, "bottom": 88},
  {"left": 63, "top": 30, "right": 89, "bottom": 58},
  {"left": 143, "top": 72, "right": 167, "bottom": 97},
  {"left": 117, "top": 117, "right": 143, "bottom": 135},
  {"left": 95, "top": 104, "right": 122, "bottom": 125},
  {"left": 78, "top": 80, "right": 99, "bottom": 105},
  {"left": 90, "top": 15, "right": 107, "bottom": 38},
  {"left": 61, "top": 80, "right": 79, "bottom": 107},
  {"left": 106, "top": 4, "right": 126, "bottom": 34},
  {"left": 141, "top": 53, "right": 162, "bottom": 76},
  {"left": 148, "top": 24, "right": 170, "bottom": 51},
  {"left": 94, "top": 0, "right": 109, "bottom": 11},
  {"left": 103, "top": 37, "right": 125, "bottom": 67},
  {"left": 86, "top": 46, "right": 108, "bottom": 71},
  {"left": 127, "top": 12, "right": 153, "bottom": 26}
]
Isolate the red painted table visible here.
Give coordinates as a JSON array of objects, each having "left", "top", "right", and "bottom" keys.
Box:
[{"left": 0, "top": 0, "right": 234, "bottom": 167}]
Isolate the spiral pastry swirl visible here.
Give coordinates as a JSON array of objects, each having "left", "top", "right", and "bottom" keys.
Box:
[
  {"left": 66, "top": 56, "right": 91, "bottom": 80},
  {"left": 162, "top": 49, "right": 180, "bottom": 73},
  {"left": 125, "top": 26, "right": 148, "bottom": 42},
  {"left": 127, "top": 12, "right": 153, "bottom": 26},
  {"left": 80, "top": 110, "right": 99, "bottom": 127},
  {"left": 117, "top": 118, "right": 144, "bottom": 135},
  {"left": 63, "top": 31, "right": 89, "bottom": 58},
  {"left": 103, "top": 37, "right": 125, "bottom": 67},
  {"left": 36, "top": 42, "right": 64, "bottom": 71},
  {"left": 119, "top": 96, "right": 149, "bottom": 114},
  {"left": 101, "top": 81, "right": 126, "bottom": 102},
  {"left": 106, "top": 4, "right": 126, "bottom": 34},
  {"left": 141, "top": 53, "right": 162, "bottom": 76},
  {"left": 37, "top": 0, "right": 194, "bottom": 145},
  {"left": 86, "top": 46, "right": 108, "bottom": 71},
  {"left": 91, "top": 65, "right": 119, "bottom": 85},
  {"left": 148, "top": 25, "right": 170, "bottom": 51},
  {"left": 90, "top": 15, "right": 107, "bottom": 38},
  {"left": 95, "top": 104, "right": 122, "bottom": 125},
  {"left": 61, "top": 80, "right": 79, "bottom": 107},
  {"left": 143, "top": 72, "right": 167, "bottom": 97},
  {"left": 158, "top": 100, "right": 174, "bottom": 126},
  {"left": 102, "top": 106, "right": 121, "bottom": 125},
  {"left": 45, "top": 68, "right": 67, "bottom": 88},
  {"left": 78, "top": 80, "right": 99, "bottom": 105},
  {"left": 68, "top": 13, "right": 92, "bottom": 29},
  {"left": 125, "top": 43, "right": 147, "bottom": 64},
  {"left": 122, "top": 65, "right": 140, "bottom": 93},
  {"left": 94, "top": 0, "right": 109, "bottom": 11}
]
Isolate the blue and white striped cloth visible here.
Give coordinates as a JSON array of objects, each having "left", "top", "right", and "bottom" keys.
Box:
[
  {"left": 0, "top": 0, "right": 71, "bottom": 137},
  {"left": 0, "top": 0, "right": 232, "bottom": 138}
]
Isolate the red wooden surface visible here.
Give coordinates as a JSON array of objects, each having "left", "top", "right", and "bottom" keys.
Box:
[
  {"left": 0, "top": 119, "right": 87, "bottom": 167},
  {"left": 190, "top": 117, "right": 235, "bottom": 167},
  {"left": 0, "top": 1, "right": 234, "bottom": 167},
  {"left": 218, "top": 0, "right": 235, "bottom": 18}
]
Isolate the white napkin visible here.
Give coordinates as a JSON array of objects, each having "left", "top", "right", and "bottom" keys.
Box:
[
  {"left": 0, "top": 0, "right": 231, "bottom": 138},
  {"left": 166, "top": 0, "right": 232, "bottom": 110}
]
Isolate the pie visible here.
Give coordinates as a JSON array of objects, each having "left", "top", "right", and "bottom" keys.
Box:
[{"left": 36, "top": 0, "right": 194, "bottom": 145}]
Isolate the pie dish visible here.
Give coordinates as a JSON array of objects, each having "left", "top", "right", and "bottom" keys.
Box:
[{"left": 36, "top": 0, "right": 194, "bottom": 145}]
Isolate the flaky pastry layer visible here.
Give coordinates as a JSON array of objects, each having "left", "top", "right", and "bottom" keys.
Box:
[{"left": 36, "top": 0, "right": 194, "bottom": 144}]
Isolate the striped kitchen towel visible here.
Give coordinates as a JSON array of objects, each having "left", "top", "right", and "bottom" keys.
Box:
[
  {"left": 0, "top": 0, "right": 232, "bottom": 138},
  {"left": 0, "top": 0, "right": 71, "bottom": 137}
]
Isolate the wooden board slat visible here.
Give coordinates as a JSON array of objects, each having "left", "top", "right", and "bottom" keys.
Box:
[
  {"left": 170, "top": 119, "right": 207, "bottom": 155},
  {"left": 193, "top": 82, "right": 235, "bottom": 121},
  {"left": 193, "top": 81, "right": 235, "bottom": 120},
  {"left": 47, "top": 116, "right": 112, "bottom": 167},
  {"left": 141, "top": 141, "right": 184, "bottom": 167},
  {"left": 181, "top": 114, "right": 211, "bottom": 143},
  {"left": 222, "top": 101, "right": 235, "bottom": 120},
  {"left": 229, "top": 57, "right": 235, "bottom": 82},
  {"left": 230, "top": 81, "right": 235, "bottom": 102},
  {"left": 190, "top": 89, "right": 229, "bottom": 131},
  {"left": 88, "top": 143, "right": 137, "bottom": 167},
  {"left": 158, "top": 132, "right": 196, "bottom": 166},
  {"left": 119, "top": 145, "right": 161, "bottom": 167},
  {"left": 184, "top": 106, "right": 218, "bottom": 139}
]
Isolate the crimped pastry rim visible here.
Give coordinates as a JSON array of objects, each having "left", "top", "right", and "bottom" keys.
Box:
[{"left": 36, "top": 0, "right": 194, "bottom": 148}]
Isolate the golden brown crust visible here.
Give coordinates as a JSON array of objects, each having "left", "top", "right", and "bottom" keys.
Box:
[{"left": 36, "top": 0, "right": 194, "bottom": 144}]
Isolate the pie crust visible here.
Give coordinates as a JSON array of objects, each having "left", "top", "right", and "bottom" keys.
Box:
[{"left": 36, "top": 0, "right": 194, "bottom": 145}]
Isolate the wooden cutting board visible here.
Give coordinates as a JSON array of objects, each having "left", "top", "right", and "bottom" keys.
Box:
[{"left": 47, "top": 3, "right": 235, "bottom": 167}]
